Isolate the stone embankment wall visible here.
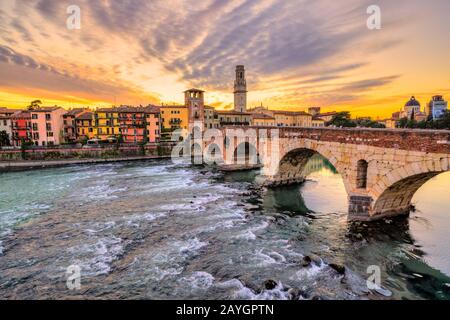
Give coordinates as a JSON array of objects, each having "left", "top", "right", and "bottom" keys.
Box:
[{"left": 0, "top": 143, "right": 175, "bottom": 161}]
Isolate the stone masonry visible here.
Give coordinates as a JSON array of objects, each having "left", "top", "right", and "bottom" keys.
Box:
[{"left": 207, "top": 126, "right": 450, "bottom": 221}]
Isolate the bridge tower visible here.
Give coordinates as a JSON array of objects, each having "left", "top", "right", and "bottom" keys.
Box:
[
  {"left": 185, "top": 88, "right": 205, "bottom": 131},
  {"left": 234, "top": 65, "right": 247, "bottom": 113}
]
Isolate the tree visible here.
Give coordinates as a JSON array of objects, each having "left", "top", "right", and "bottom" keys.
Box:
[
  {"left": 397, "top": 117, "right": 408, "bottom": 128},
  {"left": 327, "top": 112, "right": 356, "bottom": 127},
  {"left": 0, "top": 130, "right": 10, "bottom": 146},
  {"left": 27, "top": 100, "right": 42, "bottom": 111}
]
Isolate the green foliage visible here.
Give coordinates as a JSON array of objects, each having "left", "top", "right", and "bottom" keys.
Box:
[
  {"left": 20, "top": 139, "right": 33, "bottom": 160},
  {"left": 326, "top": 112, "right": 385, "bottom": 128},
  {"left": 354, "top": 119, "right": 386, "bottom": 129},
  {"left": 0, "top": 130, "right": 10, "bottom": 146},
  {"left": 397, "top": 111, "right": 450, "bottom": 129},
  {"left": 27, "top": 100, "right": 42, "bottom": 111}
]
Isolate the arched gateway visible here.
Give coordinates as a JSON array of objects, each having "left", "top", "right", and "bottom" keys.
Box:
[{"left": 204, "top": 126, "right": 450, "bottom": 221}]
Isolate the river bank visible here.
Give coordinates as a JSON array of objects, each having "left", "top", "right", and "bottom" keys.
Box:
[{"left": 0, "top": 155, "right": 171, "bottom": 173}]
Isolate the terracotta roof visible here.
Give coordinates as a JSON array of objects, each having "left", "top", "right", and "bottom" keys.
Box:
[
  {"left": 0, "top": 108, "right": 19, "bottom": 115},
  {"left": 75, "top": 112, "right": 93, "bottom": 120},
  {"left": 31, "top": 106, "right": 63, "bottom": 112},
  {"left": 159, "top": 105, "right": 189, "bottom": 109},
  {"left": 273, "top": 110, "right": 312, "bottom": 116},
  {"left": 252, "top": 114, "right": 275, "bottom": 120},
  {"left": 11, "top": 111, "right": 31, "bottom": 119},
  {"left": 216, "top": 110, "right": 252, "bottom": 116},
  {"left": 64, "top": 108, "right": 86, "bottom": 116},
  {"left": 317, "top": 111, "right": 338, "bottom": 116}
]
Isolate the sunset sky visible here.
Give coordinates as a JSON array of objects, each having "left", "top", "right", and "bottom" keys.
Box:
[{"left": 0, "top": 0, "right": 449, "bottom": 118}]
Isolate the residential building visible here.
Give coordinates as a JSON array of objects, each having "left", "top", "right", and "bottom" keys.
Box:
[
  {"left": 204, "top": 106, "right": 220, "bottom": 129},
  {"left": 427, "top": 95, "right": 448, "bottom": 120},
  {"left": 116, "top": 105, "right": 160, "bottom": 144},
  {"left": 11, "top": 111, "right": 31, "bottom": 146},
  {"left": 75, "top": 112, "right": 95, "bottom": 140},
  {"left": 63, "top": 108, "right": 86, "bottom": 143},
  {"left": 160, "top": 105, "right": 189, "bottom": 132},
  {"left": 252, "top": 113, "right": 276, "bottom": 126},
  {"left": 145, "top": 105, "right": 161, "bottom": 143},
  {"left": 273, "top": 111, "right": 312, "bottom": 127},
  {"left": 30, "top": 107, "right": 66, "bottom": 146},
  {"left": 312, "top": 116, "right": 326, "bottom": 127},
  {"left": 94, "top": 108, "right": 121, "bottom": 140},
  {"left": 0, "top": 108, "right": 16, "bottom": 146},
  {"left": 315, "top": 111, "right": 338, "bottom": 123},
  {"left": 217, "top": 110, "right": 253, "bottom": 126},
  {"left": 117, "top": 106, "right": 147, "bottom": 143},
  {"left": 380, "top": 118, "right": 397, "bottom": 129}
]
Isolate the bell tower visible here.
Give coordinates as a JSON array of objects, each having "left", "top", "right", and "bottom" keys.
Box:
[
  {"left": 185, "top": 88, "right": 205, "bottom": 129},
  {"left": 234, "top": 65, "right": 247, "bottom": 113}
]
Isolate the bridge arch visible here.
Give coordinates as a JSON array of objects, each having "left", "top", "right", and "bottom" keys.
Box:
[
  {"left": 369, "top": 159, "right": 450, "bottom": 219},
  {"left": 267, "top": 145, "right": 351, "bottom": 194},
  {"left": 232, "top": 141, "right": 259, "bottom": 165}
]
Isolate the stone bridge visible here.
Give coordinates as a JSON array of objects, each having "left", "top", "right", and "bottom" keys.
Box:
[{"left": 201, "top": 126, "right": 450, "bottom": 221}]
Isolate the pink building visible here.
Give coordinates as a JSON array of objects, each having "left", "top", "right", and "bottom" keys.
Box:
[
  {"left": 145, "top": 105, "right": 160, "bottom": 143},
  {"left": 30, "top": 107, "right": 66, "bottom": 146}
]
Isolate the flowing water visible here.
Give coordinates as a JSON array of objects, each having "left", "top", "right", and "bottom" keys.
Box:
[{"left": 0, "top": 157, "right": 449, "bottom": 300}]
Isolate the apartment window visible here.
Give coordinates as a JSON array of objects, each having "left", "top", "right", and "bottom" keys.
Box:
[
  {"left": 46, "top": 123, "right": 52, "bottom": 131},
  {"left": 89, "top": 128, "right": 93, "bottom": 133},
  {"left": 47, "top": 132, "right": 54, "bottom": 137},
  {"left": 32, "top": 123, "right": 38, "bottom": 131},
  {"left": 45, "top": 114, "right": 51, "bottom": 121},
  {"left": 63, "top": 120, "right": 67, "bottom": 125},
  {"left": 32, "top": 114, "right": 38, "bottom": 119}
]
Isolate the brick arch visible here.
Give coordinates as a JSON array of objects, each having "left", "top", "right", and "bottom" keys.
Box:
[{"left": 370, "top": 157, "right": 450, "bottom": 219}]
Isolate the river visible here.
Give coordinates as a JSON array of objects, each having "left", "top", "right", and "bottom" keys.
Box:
[{"left": 0, "top": 157, "right": 449, "bottom": 300}]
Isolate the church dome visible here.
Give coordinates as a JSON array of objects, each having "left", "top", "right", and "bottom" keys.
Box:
[{"left": 405, "top": 96, "right": 421, "bottom": 107}]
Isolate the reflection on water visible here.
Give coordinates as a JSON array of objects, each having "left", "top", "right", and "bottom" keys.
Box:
[{"left": 0, "top": 156, "right": 449, "bottom": 300}]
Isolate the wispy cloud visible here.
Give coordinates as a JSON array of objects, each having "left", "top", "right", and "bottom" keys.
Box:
[{"left": 0, "top": 0, "right": 448, "bottom": 117}]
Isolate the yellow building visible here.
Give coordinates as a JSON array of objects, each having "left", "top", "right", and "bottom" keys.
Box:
[
  {"left": 75, "top": 111, "right": 95, "bottom": 140},
  {"left": 273, "top": 111, "right": 312, "bottom": 127},
  {"left": 160, "top": 105, "right": 189, "bottom": 131},
  {"left": 312, "top": 117, "right": 326, "bottom": 127},
  {"left": 94, "top": 108, "right": 121, "bottom": 140},
  {"left": 252, "top": 113, "right": 276, "bottom": 126},
  {"left": 204, "top": 106, "right": 220, "bottom": 129}
]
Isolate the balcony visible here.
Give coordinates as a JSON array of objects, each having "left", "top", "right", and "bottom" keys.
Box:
[{"left": 169, "top": 119, "right": 182, "bottom": 125}]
